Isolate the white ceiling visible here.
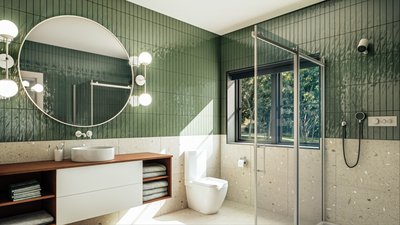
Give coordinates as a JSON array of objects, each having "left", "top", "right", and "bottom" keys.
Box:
[
  {"left": 127, "top": 0, "right": 324, "bottom": 35},
  {"left": 27, "top": 16, "right": 128, "bottom": 59}
]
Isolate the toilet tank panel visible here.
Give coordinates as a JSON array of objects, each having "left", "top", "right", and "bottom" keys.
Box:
[{"left": 185, "top": 150, "right": 207, "bottom": 182}]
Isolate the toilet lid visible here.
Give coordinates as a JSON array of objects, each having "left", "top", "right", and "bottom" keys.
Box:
[{"left": 191, "top": 177, "right": 228, "bottom": 189}]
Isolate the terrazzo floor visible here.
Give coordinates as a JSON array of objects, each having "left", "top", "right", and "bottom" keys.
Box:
[{"left": 131, "top": 200, "right": 316, "bottom": 225}]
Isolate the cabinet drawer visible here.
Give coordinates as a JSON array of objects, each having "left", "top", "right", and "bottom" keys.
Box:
[
  {"left": 57, "top": 161, "right": 142, "bottom": 197},
  {"left": 57, "top": 183, "right": 142, "bottom": 225}
]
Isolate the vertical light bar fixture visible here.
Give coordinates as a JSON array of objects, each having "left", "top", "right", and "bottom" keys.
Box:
[
  {"left": 0, "top": 20, "right": 19, "bottom": 98},
  {"left": 136, "top": 51, "right": 152, "bottom": 106}
]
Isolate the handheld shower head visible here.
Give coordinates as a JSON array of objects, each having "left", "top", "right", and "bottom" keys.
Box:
[{"left": 355, "top": 112, "right": 366, "bottom": 123}]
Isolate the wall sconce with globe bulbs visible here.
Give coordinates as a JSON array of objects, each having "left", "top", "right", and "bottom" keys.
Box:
[
  {"left": 129, "top": 51, "right": 152, "bottom": 106},
  {"left": 0, "top": 20, "right": 19, "bottom": 99},
  {"left": 22, "top": 80, "right": 44, "bottom": 93}
]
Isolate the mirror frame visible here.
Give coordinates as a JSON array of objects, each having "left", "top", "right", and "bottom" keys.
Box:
[{"left": 18, "top": 15, "right": 133, "bottom": 128}]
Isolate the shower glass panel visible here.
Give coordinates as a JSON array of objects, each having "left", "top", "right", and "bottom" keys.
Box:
[
  {"left": 254, "top": 26, "right": 296, "bottom": 225},
  {"left": 297, "top": 59, "right": 323, "bottom": 225},
  {"left": 253, "top": 25, "right": 324, "bottom": 225}
]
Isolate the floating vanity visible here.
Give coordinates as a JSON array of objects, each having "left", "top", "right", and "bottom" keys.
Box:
[{"left": 0, "top": 153, "right": 172, "bottom": 225}]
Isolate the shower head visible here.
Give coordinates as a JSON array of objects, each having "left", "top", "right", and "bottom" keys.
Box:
[
  {"left": 355, "top": 112, "right": 366, "bottom": 123},
  {"left": 357, "top": 39, "right": 369, "bottom": 54}
]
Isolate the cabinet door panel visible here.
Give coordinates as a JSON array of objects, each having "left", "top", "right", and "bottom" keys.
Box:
[
  {"left": 57, "top": 161, "right": 142, "bottom": 197},
  {"left": 57, "top": 183, "right": 142, "bottom": 225}
]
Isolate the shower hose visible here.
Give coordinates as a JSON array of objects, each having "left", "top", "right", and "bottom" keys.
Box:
[{"left": 342, "top": 122, "right": 363, "bottom": 168}]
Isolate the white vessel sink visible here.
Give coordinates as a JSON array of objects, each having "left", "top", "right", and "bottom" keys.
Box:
[{"left": 71, "top": 146, "right": 115, "bottom": 162}]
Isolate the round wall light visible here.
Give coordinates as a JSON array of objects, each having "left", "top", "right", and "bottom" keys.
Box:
[
  {"left": 138, "top": 52, "right": 152, "bottom": 65},
  {"left": 138, "top": 93, "right": 152, "bottom": 106},
  {"left": 0, "top": 79, "right": 18, "bottom": 97},
  {"left": 0, "top": 20, "right": 19, "bottom": 40}
]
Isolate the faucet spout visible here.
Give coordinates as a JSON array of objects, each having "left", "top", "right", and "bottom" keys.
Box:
[
  {"left": 75, "top": 130, "right": 93, "bottom": 138},
  {"left": 75, "top": 130, "right": 87, "bottom": 138}
]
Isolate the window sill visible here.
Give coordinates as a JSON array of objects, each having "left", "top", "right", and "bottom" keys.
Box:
[{"left": 226, "top": 141, "right": 320, "bottom": 150}]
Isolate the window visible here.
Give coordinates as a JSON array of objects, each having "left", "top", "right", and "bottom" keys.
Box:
[{"left": 230, "top": 60, "right": 321, "bottom": 147}]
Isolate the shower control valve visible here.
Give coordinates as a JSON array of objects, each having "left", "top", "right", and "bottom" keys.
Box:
[{"left": 368, "top": 116, "right": 397, "bottom": 127}]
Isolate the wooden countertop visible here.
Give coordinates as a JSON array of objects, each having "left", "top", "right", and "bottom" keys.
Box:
[{"left": 0, "top": 153, "right": 172, "bottom": 176}]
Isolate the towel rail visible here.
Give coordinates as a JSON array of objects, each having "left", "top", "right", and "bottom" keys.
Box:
[{"left": 90, "top": 81, "right": 131, "bottom": 90}]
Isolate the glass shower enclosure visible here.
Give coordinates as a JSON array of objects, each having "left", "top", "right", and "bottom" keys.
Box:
[{"left": 251, "top": 25, "right": 326, "bottom": 225}]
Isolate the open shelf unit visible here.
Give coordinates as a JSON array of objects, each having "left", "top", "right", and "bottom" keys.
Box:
[
  {"left": 0, "top": 193, "right": 55, "bottom": 207},
  {"left": 0, "top": 170, "right": 56, "bottom": 222},
  {"left": 143, "top": 175, "right": 169, "bottom": 182},
  {"left": 142, "top": 157, "right": 172, "bottom": 204}
]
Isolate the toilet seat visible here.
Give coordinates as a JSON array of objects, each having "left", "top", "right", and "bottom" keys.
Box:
[
  {"left": 190, "top": 177, "right": 227, "bottom": 189},
  {"left": 184, "top": 151, "right": 228, "bottom": 214}
]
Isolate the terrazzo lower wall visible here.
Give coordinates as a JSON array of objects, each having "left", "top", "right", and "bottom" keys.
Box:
[
  {"left": 221, "top": 136, "right": 322, "bottom": 224},
  {"left": 0, "top": 135, "right": 221, "bottom": 224},
  {"left": 324, "top": 138, "right": 399, "bottom": 225},
  {"left": 220, "top": 136, "right": 400, "bottom": 225}
]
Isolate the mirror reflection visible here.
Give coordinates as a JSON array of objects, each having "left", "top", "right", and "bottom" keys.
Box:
[{"left": 19, "top": 16, "right": 132, "bottom": 127}]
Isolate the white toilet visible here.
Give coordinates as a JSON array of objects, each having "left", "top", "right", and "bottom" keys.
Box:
[{"left": 185, "top": 150, "right": 228, "bottom": 214}]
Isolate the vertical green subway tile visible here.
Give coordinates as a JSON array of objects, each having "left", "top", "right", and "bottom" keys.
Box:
[{"left": 1, "top": 0, "right": 397, "bottom": 141}]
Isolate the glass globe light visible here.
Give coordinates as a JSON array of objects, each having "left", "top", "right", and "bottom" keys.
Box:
[
  {"left": 0, "top": 79, "right": 18, "bottom": 98},
  {"left": 139, "top": 93, "right": 152, "bottom": 106},
  {"left": 22, "top": 80, "right": 30, "bottom": 87},
  {"left": 138, "top": 52, "right": 152, "bottom": 65},
  {"left": 0, "top": 20, "right": 19, "bottom": 40},
  {"left": 31, "top": 83, "right": 44, "bottom": 93}
]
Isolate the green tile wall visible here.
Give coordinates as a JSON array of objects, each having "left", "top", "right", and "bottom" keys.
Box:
[
  {"left": 0, "top": 0, "right": 221, "bottom": 142},
  {"left": 221, "top": 0, "right": 400, "bottom": 140}
]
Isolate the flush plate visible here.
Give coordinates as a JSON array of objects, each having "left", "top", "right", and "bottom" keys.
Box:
[{"left": 368, "top": 116, "right": 397, "bottom": 127}]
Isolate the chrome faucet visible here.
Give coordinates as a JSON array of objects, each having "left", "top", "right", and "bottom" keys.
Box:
[{"left": 75, "top": 130, "right": 93, "bottom": 138}]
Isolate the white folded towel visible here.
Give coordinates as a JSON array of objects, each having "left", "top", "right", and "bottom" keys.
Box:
[
  {"left": 143, "top": 163, "right": 166, "bottom": 173},
  {"left": 143, "top": 191, "right": 168, "bottom": 202},
  {"left": 143, "top": 187, "right": 168, "bottom": 196},
  {"left": 0, "top": 210, "right": 54, "bottom": 225},
  {"left": 143, "top": 171, "right": 166, "bottom": 178},
  {"left": 143, "top": 180, "right": 168, "bottom": 190}
]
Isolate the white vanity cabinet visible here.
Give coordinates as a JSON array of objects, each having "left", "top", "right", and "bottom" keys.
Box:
[
  {"left": 56, "top": 161, "right": 143, "bottom": 225},
  {"left": 0, "top": 153, "right": 172, "bottom": 225}
]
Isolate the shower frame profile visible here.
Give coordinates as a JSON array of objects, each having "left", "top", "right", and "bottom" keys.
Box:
[{"left": 252, "top": 25, "right": 326, "bottom": 225}]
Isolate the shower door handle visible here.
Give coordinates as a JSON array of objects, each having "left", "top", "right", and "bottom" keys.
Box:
[{"left": 256, "top": 146, "right": 266, "bottom": 173}]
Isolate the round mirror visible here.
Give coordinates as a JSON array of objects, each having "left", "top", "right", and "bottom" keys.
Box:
[{"left": 18, "top": 16, "right": 133, "bottom": 127}]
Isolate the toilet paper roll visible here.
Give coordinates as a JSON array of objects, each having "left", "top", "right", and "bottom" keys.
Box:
[{"left": 238, "top": 159, "right": 246, "bottom": 167}]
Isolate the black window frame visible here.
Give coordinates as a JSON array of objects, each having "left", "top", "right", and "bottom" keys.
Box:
[{"left": 228, "top": 56, "right": 321, "bottom": 148}]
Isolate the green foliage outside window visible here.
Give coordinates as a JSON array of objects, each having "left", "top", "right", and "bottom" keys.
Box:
[{"left": 238, "top": 66, "right": 320, "bottom": 147}]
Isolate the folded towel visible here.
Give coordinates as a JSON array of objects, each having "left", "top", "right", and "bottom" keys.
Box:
[
  {"left": 0, "top": 210, "right": 54, "bottom": 225},
  {"left": 143, "top": 191, "right": 168, "bottom": 202},
  {"left": 143, "top": 163, "right": 167, "bottom": 173},
  {"left": 143, "top": 171, "right": 166, "bottom": 178},
  {"left": 143, "top": 187, "right": 168, "bottom": 196},
  {"left": 143, "top": 180, "right": 168, "bottom": 190}
]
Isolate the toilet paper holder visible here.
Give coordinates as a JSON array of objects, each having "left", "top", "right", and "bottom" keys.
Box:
[{"left": 238, "top": 157, "right": 248, "bottom": 167}]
